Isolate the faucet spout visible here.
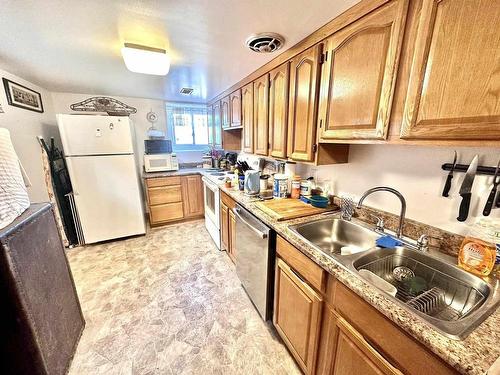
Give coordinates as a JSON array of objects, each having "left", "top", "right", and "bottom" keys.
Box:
[{"left": 357, "top": 186, "right": 406, "bottom": 238}]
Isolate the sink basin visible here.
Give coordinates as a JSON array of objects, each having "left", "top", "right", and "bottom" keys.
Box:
[
  {"left": 290, "top": 217, "right": 380, "bottom": 256},
  {"left": 352, "top": 247, "right": 498, "bottom": 339}
]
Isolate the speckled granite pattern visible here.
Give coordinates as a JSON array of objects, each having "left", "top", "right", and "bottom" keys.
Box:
[
  {"left": 67, "top": 220, "right": 300, "bottom": 375},
  {"left": 219, "top": 185, "right": 500, "bottom": 375}
]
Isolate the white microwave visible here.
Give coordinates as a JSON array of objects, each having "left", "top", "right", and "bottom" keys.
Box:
[{"left": 144, "top": 153, "right": 179, "bottom": 172}]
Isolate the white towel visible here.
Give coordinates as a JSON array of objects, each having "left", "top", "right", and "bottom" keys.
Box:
[{"left": 0, "top": 128, "right": 30, "bottom": 229}]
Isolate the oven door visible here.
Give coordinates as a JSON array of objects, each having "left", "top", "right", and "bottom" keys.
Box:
[{"left": 202, "top": 176, "right": 220, "bottom": 227}]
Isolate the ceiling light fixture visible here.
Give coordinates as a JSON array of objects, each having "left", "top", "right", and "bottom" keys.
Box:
[{"left": 121, "top": 43, "right": 170, "bottom": 76}]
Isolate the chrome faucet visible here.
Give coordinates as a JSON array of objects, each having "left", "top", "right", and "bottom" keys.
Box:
[{"left": 357, "top": 187, "right": 406, "bottom": 238}]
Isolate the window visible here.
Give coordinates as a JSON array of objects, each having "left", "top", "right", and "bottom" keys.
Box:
[{"left": 166, "top": 102, "right": 208, "bottom": 151}]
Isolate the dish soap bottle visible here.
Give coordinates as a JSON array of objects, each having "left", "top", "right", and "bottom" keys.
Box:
[{"left": 458, "top": 218, "right": 497, "bottom": 277}]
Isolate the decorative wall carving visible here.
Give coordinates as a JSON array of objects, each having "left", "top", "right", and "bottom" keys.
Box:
[{"left": 70, "top": 97, "right": 137, "bottom": 116}]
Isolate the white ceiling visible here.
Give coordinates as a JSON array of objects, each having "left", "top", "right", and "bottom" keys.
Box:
[{"left": 0, "top": 0, "right": 359, "bottom": 103}]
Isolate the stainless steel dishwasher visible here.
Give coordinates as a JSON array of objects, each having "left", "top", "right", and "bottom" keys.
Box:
[{"left": 233, "top": 204, "right": 275, "bottom": 320}]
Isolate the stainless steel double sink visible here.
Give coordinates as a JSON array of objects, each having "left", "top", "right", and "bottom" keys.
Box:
[{"left": 289, "top": 216, "right": 500, "bottom": 340}]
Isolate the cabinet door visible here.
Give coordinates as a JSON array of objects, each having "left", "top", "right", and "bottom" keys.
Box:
[
  {"left": 269, "top": 62, "right": 290, "bottom": 159},
  {"left": 221, "top": 95, "right": 230, "bottom": 129},
  {"left": 220, "top": 201, "right": 229, "bottom": 251},
  {"left": 274, "top": 258, "right": 322, "bottom": 374},
  {"left": 318, "top": 306, "right": 402, "bottom": 375},
  {"left": 318, "top": 0, "right": 408, "bottom": 140},
  {"left": 253, "top": 74, "right": 269, "bottom": 155},
  {"left": 230, "top": 89, "right": 242, "bottom": 128},
  {"left": 181, "top": 175, "right": 204, "bottom": 218},
  {"left": 213, "top": 101, "right": 222, "bottom": 148},
  {"left": 287, "top": 45, "right": 322, "bottom": 162},
  {"left": 242, "top": 82, "right": 254, "bottom": 153},
  {"left": 228, "top": 208, "right": 236, "bottom": 263},
  {"left": 401, "top": 0, "right": 500, "bottom": 140},
  {"left": 207, "top": 104, "right": 214, "bottom": 145}
]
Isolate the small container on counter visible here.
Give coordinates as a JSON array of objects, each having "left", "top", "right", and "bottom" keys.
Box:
[
  {"left": 238, "top": 175, "right": 245, "bottom": 191},
  {"left": 273, "top": 173, "right": 288, "bottom": 199},
  {"left": 291, "top": 176, "right": 301, "bottom": 199},
  {"left": 300, "top": 177, "right": 314, "bottom": 196},
  {"left": 202, "top": 155, "right": 212, "bottom": 169},
  {"left": 224, "top": 178, "right": 232, "bottom": 188},
  {"left": 260, "top": 174, "right": 270, "bottom": 192}
]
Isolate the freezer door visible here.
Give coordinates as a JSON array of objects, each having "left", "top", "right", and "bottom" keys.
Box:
[
  {"left": 65, "top": 154, "right": 145, "bottom": 244},
  {"left": 57, "top": 114, "right": 134, "bottom": 156}
]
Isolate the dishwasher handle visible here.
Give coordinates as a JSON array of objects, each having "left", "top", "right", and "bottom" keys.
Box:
[{"left": 233, "top": 207, "right": 268, "bottom": 239}]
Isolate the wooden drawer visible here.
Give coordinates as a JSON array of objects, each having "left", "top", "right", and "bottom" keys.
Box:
[
  {"left": 276, "top": 236, "right": 325, "bottom": 293},
  {"left": 146, "top": 176, "right": 181, "bottom": 188},
  {"left": 220, "top": 190, "right": 236, "bottom": 210},
  {"left": 148, "top": 185, "right": 182, "bottom": 205},
  {"left": 150, "top": 202, "right": 184, "bottom": 224},
  {"left": 333, "top": 282, "right": 457, "bottom": 375}
]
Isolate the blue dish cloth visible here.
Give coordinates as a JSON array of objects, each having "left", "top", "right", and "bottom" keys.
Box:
[{"left": 376, "top": 235, "right": 403, "bottom": 248}]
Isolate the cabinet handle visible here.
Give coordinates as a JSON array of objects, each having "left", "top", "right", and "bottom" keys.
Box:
[{"left": 288, "top": 265, "right": 305, "bottom": 283}]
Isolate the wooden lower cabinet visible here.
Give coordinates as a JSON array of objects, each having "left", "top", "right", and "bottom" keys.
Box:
[
  {"left": 146, "top": 174, "right": 204, "bottom": 226},
  {"left": 317, "top": 305, "right": 401, "bottom": 375},
  {"left": 181, "top": 175, "right": 204, "bottom": 218},
  {"left": 220, "top": 191, "right": 237, "bottom": 262},
  {"left": 220, "top": 201, "right": 230, "bottom": 251},
  {"left": 274, "top": 258, "right": 323, "bottom": 374},
  {"left": 228, "top": 208, "right": 236, "bottom": 262}
]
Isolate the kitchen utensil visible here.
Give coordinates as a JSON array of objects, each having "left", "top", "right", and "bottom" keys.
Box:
[
  {"left": 254, "top": 199, "right": 336, "bottom": 221},
  {"left": 483, "top": 158, "right": 500, "bottom": 216},
  {"left": 244, "top": 170, "right": 260, "bottom": 196},
  {"left": 457, "top": 155, "right": 478, "bottom": 222},
  {"left": 309, "top": 195, "right": 329, "bottom": 208},
  {"left": 442, "top": 150, "right": 457, "bottom": 197}
]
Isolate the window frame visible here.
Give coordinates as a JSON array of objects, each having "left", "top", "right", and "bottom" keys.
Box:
[{"left": 165, "top": 102, "right": 209, "bottom": 152}]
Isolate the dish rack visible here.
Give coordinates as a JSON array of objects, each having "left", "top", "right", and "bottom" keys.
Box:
[{"left": 356, "top": 254, "right": 486, "bottom": 321}]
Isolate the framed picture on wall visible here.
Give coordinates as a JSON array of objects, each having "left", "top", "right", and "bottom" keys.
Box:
[{"left": 2, "top": 78, "right": 44, "bottom": 113}]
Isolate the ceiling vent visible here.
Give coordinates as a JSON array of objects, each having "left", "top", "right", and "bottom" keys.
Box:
[
  {"left": 245, "top": 33, "right": 285, "bottom": 53},
  {"left": 179, "top": 87, "right": 194, "bottom": 95}
]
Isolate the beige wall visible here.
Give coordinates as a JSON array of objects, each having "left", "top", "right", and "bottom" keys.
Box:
[
  {"left": 0, "top": 68, "right": 58, "bottom": 202},
  {"left": 302, "top": 144, "right": 500, "bottom": 236}
]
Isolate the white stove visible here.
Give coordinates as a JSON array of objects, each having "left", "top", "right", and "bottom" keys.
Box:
[{"left": 201, "top": 169, "right": 235, "bottom": 250}]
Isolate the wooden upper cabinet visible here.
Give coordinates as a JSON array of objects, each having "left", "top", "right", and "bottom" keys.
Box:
[
  {"left": 253, "top": 74, "right": 270, "bottom": 156},
  {"left": 401, "top": 0, "right": 500, "bottom": 140},
  {"left": 269, "top": 62, "right": 290, "bottom": 159},
  {"left": 213, "top": 100, "right": 222, "bottom": 148},
  {"left": 230, "top": 89, "right": 242, "bottom": 128},
  {"left": 221, "top": 95, "right": 230, "bottom": 129},
  {"left": 242, "top": 82, "right": 254, "bottom": 153},
  {"left": 287, "top": 44, "right": 322, "bottom": 162},
  {"left": 207, "top": 104, "right": 214, "bottom": 145},
  {"left": 318, "top": 0, "right": 408, "bottom": 141}
]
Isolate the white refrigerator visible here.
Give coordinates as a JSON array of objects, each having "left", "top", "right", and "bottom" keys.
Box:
[{"left": 57, "top": 114, "right": 146, "bottom": 244}]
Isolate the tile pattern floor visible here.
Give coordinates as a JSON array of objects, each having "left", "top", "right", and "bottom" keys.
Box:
[{"left": 67, "top": 220, "right": 300, "bottom": 374}]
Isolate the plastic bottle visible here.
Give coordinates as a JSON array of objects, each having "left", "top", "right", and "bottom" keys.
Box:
[
  {"left": 291, "top": 176, "right": 301, "bottom": 199},
  {"left": 458, "top": 218, "right": 497, "bottom": 277}
]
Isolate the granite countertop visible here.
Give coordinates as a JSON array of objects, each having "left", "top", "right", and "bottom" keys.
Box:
[{"left": 218, "top": 185, "right": 500, "bottom": 375}]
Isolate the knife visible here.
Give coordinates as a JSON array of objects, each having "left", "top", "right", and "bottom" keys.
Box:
[
  {"left": 483, "top": 158, "right": 500, "bottom": 216},
  {"left": 457, "top": 155, "right": 478, "bottom": 222},
  {"left": 442, "top": 150, "right": 457, "bottom": 197}
]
